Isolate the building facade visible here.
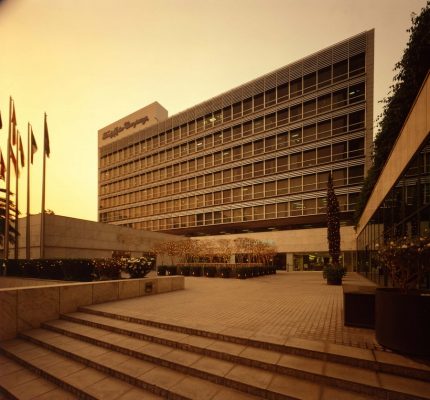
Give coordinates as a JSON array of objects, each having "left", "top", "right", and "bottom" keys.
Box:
[{"left": 98, "top": 31, "right": 374, "bottom": 269}]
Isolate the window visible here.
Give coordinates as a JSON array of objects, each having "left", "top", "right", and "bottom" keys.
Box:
[
  {"left": 318, "top": 145, "right": 331, "bottom": 164},
  {"left": 243, "top": 143, "right": 252, "bottom": 158},
  {"left": 317, "top": 171, "right": 329, "bottom": 189},
  {"left": 243, "top": 121, "right": 252, "bottom": 136},
  {"left": 338, "top": 195, "right": 348, "bottom": 211},
  {"left": 290, "top": 152, "right": 302, "bottom": 169},
  {"left": 205, "top": 174, "right": 213, "bottom": 187},
  {"left": 189, "top": 159, "right": 196, "bottom": 172},
  {"left": 265, "top": 88, "right": 276, "bottom": 107},
  {"left": 223, "top": 209, "right": 232, "bottom": 223},
  {"left": 233, "top": 187, "right": 242, "bottom": 201},
  {"left": 349, "top": 82, "right": 365, "bottom": 104},
  {"left": 254, "top": 183, "right": 264, "bottom": 199},
  {"left": 349, "top": 52, "right": 365, "bottom": 76},
  {"left": 233, "top": 146, "right": 242, "bottom": 160},
  {"left": 303, "top": 99, "right": 316, "bottom": 118},
  {"left": 318, "top": 66, "right": 331, "bottom": 87},
  {"left": 254, "top": 140, "right": 264, "bottom": 155},
  {"left": 276, "top": 132, "right": 288, "bottom": 149},
  {"left": 277, "top": 83, "right": 289, "bottom": 102},
  {"left": 196, "top": 117, "right": 204, "bottom": 132},
  {"left": 243, "top": 185, "right": 252, "bottom": 200},
  {"left": 254, "top": 161, "right": 264, "bottom": 177},
  {"left": 223, "top": 128, "right": 232, "bottom": 143},
  {"left": 317, "top": 120, "right": 331, "bottom": 139},
  {"left": 265, "top": 113, "right": 276, "bottom": 130},
  {"left": 333, "top": 60, "right": 348, "bottom": 82},
  {"left": 290, "top": 78, "right": 302, "bottom": 97},
  {"left": 303, "top": 199, "right": 316, "bottom": 215},
  {"left": 233, "top": 166, "right": 242, "bottom": 181},
  {"left": 265, "top": 159, "right": 276, "bottom": 174},
  {"left": 254, "top": 117, "right": 264, "bottom": 133},
  {"left": 290, "top": 128, "right": 302, "bottom": 145},
  {"left": 223, "top": 149, "right": 231, "bottom": 163},
  {"left": 349, "top": 138, "right": 364, "bottom": 158},
  {"left": 303, "top": 149, "right": 316, "bottom": 167},
  {"left": 333, "top": 168, "right": 347, "bottom": 186},
  {"left": 303, "top": 174, "right": 316, "bottom": 191},
  {"left": 196, "top": 213, "right": 204, "bottom": 226},
  {"left": 265, "top": 136, "right": 276, "bottom": 152},
  {"left": 243, "top": 164, "right": 253, "bottom": 179},
  {"left": 318, "top": 94, "right": 331, "bottom": 113},
  {"left": 223, "top": 189, "right": 232, "bottom": 203},
  {"left": 204, "top": 134, "right": 213, "bottom": 149},
  {"left": 233, "top": 208, "right": 242, "bottom": 222},
  {"left": 332, "top": 143, "right": 347, "bottom": 161},
  {"left": 213, "top": 110, "right": 222, "bottom": 126},
  {"left": 243, "top": 97, "right": 252, "bottom": 115},
  {"left": 254, "top": 205, "right": 264, "bottom": 220},
  {"left": 265, "top": 204, "right": 276, "bottom": 219},
  {"left": 304, "top": 72, "right": 316, "bottom": 93},
  {"left": 333, "top": 89, "right": 347, "bottom": 108},
  {"left": 277, "top": 156, "right": 289, "bottom": 172},
  {"left": 278, "top": 202, "right": 289, "bottom": 217},
  {"left": 197, "top": 176, "right": 204, "bottom": 189},
  {"left": 317, "top": 197, "right": 327, "bottom": 213},
  {"left": 290, "top": 200, "right": 302, "bottom": 216},
  {"left": 205, "top": 193, "right": 213, "bottom": 206},
  {"left": 254, "top": 93, "right": 264, "bottom": 111},
  {"left": 303, "top": 124, "right": 316, "bottom": 143},
  {"left": 233, "top": 124, "right": 242, "bottom": 140},
  {"left": 243, "top": 207, "right": 252, "bottom": 221},
  {"left": 223, "top": 106, "right": 232, "bottom": 122},
  {"left": 265, "top": 181, "right": 276, "bottom": 197},
  {"left": 349, "top": 165, "right": 364, "bottom": 184},
  {"left": 277, "top": 108, "right": 289, "bottom": 126},
  {"left": 214, "top": 171, "right": 222, "bottom": 185},
  {"left": 223, "top": 169, "right": 232, "bottom": 183},
  {"left": 277, "top": 179, "right": 288, "bottom": 195},
  {"left": 290, "top": 104, "right": 302, "bottom": 121},
  {"left": 214, "top": 211, "right": 222, "bottom": 224},
  {"left": 290, "top": 176, "right": 302, "bottom": 193},
  {"left": 214, "top": 151, "right": 222, "bottom": 165},
  {"left": 349, "top": 110, "right": 365, "bottom": 131},
  {"left": 233, "top": 102, "right": 242, "bottom": 119},
  {"left": 205, "top": 212, "right": 213, "bottom": 225},
  {"left": 333, "top": 115, "right": 347, "bottom": 135}
]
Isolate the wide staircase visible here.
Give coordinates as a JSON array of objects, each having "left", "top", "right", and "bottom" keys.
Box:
[{"left": 1, "top": 306, "right": 429, "bottom": 400}]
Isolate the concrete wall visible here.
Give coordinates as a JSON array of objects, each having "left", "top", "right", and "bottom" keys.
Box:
[
  {"left": 15, "top": 214, "right": 183, "bottom": 259},
  {"left": 357, "top": 73, "right": 430, "bottom": 235},
  {"left": 0, "top": 275, "right": 184, "bottom": 341}
]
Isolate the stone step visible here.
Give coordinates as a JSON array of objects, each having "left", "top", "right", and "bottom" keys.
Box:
[
  {"left": 0, "top": 354, "right": 78, "bottom": 400},
  {"left": 0, "top": 339, "right": 164, "bottom": 400},
  {"left": 12, "top": 330, "right": 264, "bottom": 400},
  {"left": 77, "top": 306, "right": 430, "bottom": 382},
  {"left": 40, "top": 317, "right": 430, "bottom": 400}
]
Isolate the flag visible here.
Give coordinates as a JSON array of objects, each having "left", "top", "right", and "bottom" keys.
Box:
[
  {"left": 44, "top": 114, "right": 50, "bottom": 157},
  {"left": 19, "top": 133, "right": 25, "bottom": 167},
  {"left": 31, "top": 128, "right": 38, "bottom": 164},
  {"left": 11, "top": 103, "right": 17, "bottom": 146},
  {"left": 0, "top": 150, "right": 5, "bottom": 180},
  {"left": 9, "top": 142, "right": 17, "bottom": 174}
]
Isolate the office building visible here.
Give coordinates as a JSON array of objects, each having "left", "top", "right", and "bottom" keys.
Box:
[{"left": 98, "top": 30, "right": 374, "bottom": 269}]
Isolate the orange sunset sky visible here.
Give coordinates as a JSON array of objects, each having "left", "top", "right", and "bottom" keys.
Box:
[{"left": 0, "top": 0, "right": 426, "bottom": 222}]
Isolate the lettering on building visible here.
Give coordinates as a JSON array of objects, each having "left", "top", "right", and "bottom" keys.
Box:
[{"left": 103, "top": 115, "right": 149, "bottom": 140}]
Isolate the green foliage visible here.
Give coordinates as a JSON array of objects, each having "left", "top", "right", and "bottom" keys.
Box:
[
  {"left": 322, "top": 264, "right": 347, "bottom": 281},
  {"left": 355, "top": 2, "right": 430, "bottom": 223}
]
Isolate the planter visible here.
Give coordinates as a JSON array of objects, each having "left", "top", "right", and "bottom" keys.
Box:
[
  {"left": 327, "top": 276, "right": 342, "bottom": 285},
  {"left": 375, "top": 288, "right": 430, "bottom": 356}
]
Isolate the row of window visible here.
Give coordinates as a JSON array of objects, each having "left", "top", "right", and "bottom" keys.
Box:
[
  {"left": 101, "top": 192, "right": 359, "bottom": 229},
  {"left": 100, "top": 80, "right": 365, "bottom": 169},
  {"left": 100, "top": 165, "right": 364, "bottom": 215},
  {"left": 100, "top": 135, "right": 365, "bottom": 197},
  {"left": 100, "top": 110, "right": 365, "bottom": 187}
]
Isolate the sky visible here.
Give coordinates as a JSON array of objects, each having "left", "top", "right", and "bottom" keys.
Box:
[{"left": 0, "top": 0, "right": 427, "bottom": 222}]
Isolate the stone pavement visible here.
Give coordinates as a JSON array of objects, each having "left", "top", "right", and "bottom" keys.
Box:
[{"left": 87, "top": 271, "right": 381, "bottom": 351}]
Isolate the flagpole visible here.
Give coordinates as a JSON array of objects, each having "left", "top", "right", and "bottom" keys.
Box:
[
  {"left": 40, "top": 113, "right": 47, "bottom": 259},
  {"left": 4, "top": 97, "right": 12, "bottom": 263},
  {"left": 26, "top": 123, "right": 31, "bottom": 259},
  {"left": 14, "top": 131, "right": 19, "bottom": 259}
]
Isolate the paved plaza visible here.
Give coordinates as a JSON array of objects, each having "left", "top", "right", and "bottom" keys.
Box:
[{"left": 88, "top": 271, "right": 381, "bottom": 351}]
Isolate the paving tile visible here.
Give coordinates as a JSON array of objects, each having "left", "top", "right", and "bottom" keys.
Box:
[
  {"left": 373, "top": 350, "right": 430, "bottom": 371},
  {"left": 62, "top": 366, "right": 106, "bottom": 388},
  {"left": 326, "top": 342, "right": 375, "bottom": 361},
  {"left": 115, "top": 336, "right": 149, "bottom": 351},
  {"left": 379, "top": 372, "right": 430, "bottom": 398},
  {"left": 238, "top": 346, "right": 281, "bottom": 364},
  {"left": 170, "top": 375, "right": 221, "bottom": 399},
  {"left": 0, "top": 359, "right": 24, "bottom": 376},
  {"left": 117, "top": 387, "right": 163, "bottom": 399},
  {"left": 190, "top": 356, "right": 235, "bottom": 377},
  {"left": 320, "top": 386, "right": 374, "bottom": 399},
  {"left": 325, "top": 362, "right": 380, "bottom": 387},
  {"left": 139, "top": 365, "right": 185, "bottom": 390},
  {"left": 277, "top": 353, "right": 324, "bottom": 374},
  {"left": 5, "top": 377, "right": 57, "bottom": 400},
  {"left": 284, "top": 337, "right": 326, "bottom": 353},
  {"left": 225, "top": 364, "right": 274, "bottom": 389},
  {"left": 211, "top": 387, "right": 261, "bottom": 399},
  {"left": 162, "top": 349, "right": 202, "bottom": 366},
  {"left": 249, "top": 332, "right": 286, "bottom": 346},
  {"left": 85, "top": 376, "right": 135, "bottom": 400},
  {"left": 138, "top": 342, "right": 173, "bottom": 358},
  {"left": 268, "top": 374, "right": 321, "bottom": 400},
  {"left": 93, "top": 350, "right": 131, "bottom": 367},
  {"left": 115, "top": 357, "right": 156, "bottom": 378},
  {"left": 43, "top": 358, "right": 86, "bottom": 378},
  {"left": 178, "top": 334, "right": 215, "bottom": 348},
  {"left": 32, "top": 388, "right": 78, "bottom": 399},
  {"left": 206, "top": 340, "right": 247, "bottom": 356}
]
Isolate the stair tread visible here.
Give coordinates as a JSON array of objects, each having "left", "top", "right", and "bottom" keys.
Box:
[
  {"left": 48, "top": 315, "right": 430, "bottom": 399},
  {"left": 0, "top": 354, "right": 78, "bottom": 399}
]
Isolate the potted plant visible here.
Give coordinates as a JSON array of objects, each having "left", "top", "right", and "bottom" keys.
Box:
[
  {"left": 375, "top": 235, "right": 430, "bottom": 356},
  {"left": 323, "top": 264, "right": 346, "bottom": 285}
]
